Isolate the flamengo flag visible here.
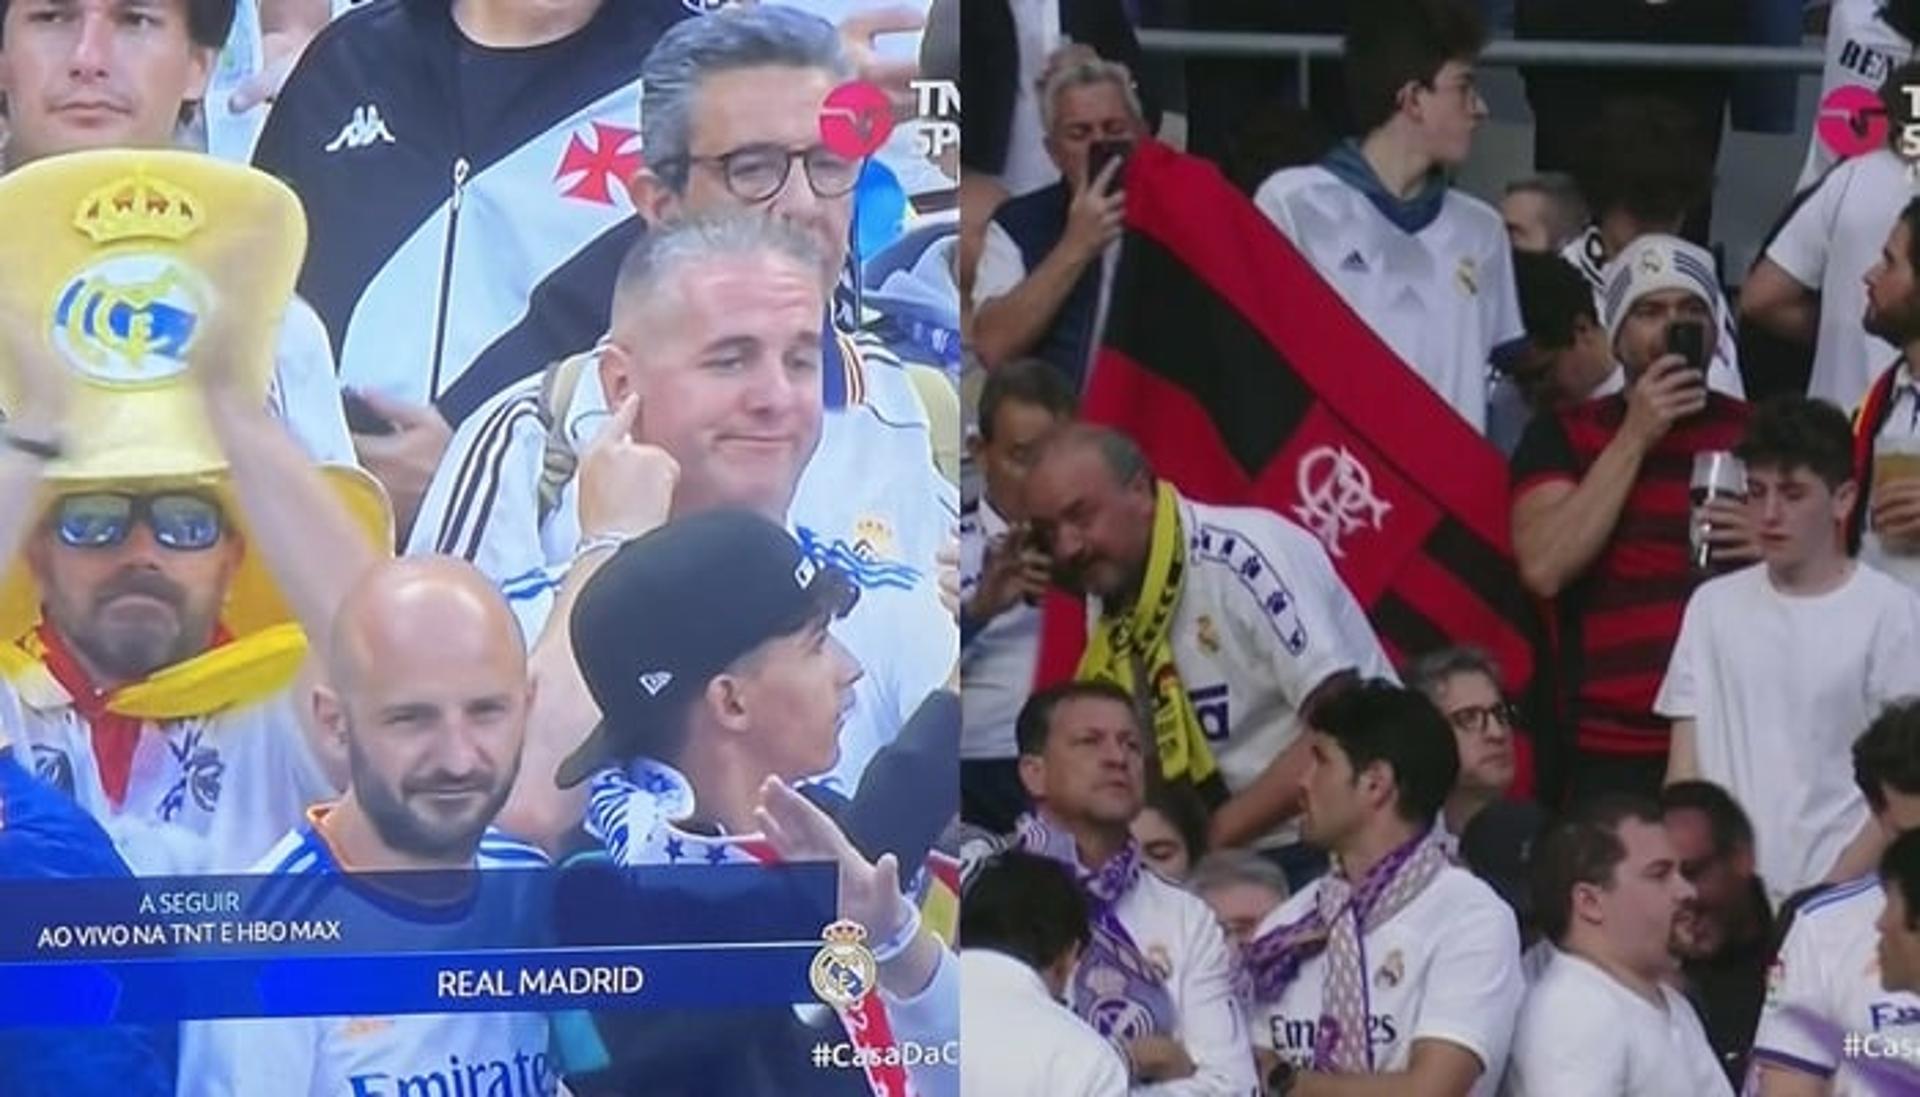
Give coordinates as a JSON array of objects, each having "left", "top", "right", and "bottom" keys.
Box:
[{"left": 1036, "top": 140, "right": 1540, "bottom": 713}]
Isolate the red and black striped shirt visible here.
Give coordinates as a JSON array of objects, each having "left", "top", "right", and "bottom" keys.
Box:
[{"left": 1512, "top": 394, "right": 1752, "bottom": 757}]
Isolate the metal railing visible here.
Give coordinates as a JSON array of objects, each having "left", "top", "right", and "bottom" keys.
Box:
[{"left": 1136, "top": 29, "right": 1825, "bottom": 105}]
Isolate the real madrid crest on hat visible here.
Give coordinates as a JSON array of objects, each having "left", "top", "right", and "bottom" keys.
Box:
[
  {"left": 0, "top": 150, "right": 390, "bottom": 644},
  {"left": 0, "top": 151, "right": 306, "bottom": 481},
  {"left": 810, "top": 918, "right": 879, "bottom": 1009}
]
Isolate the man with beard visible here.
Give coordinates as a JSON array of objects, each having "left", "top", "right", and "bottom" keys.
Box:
[
  {"left": 0, "top": 208, "right": 386, "bottom": 876},
  {"left": 1022, "top": 424, "right": 1393, "bottom": 884},
  {"left": 1847, "top": 197, "right": 1920, "bottom": 595},
  {"left": 1504, "top": 794, "right": 1731, "bottom": 1097},
  {"left": 1661, "top": 780, "right": 1774, "bottom": 1087},
  {"left": 178, "top": 557, "right": 556, "bottom": 1097}
]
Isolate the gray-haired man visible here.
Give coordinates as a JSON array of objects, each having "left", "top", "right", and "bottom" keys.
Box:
[
  {"left": 413, "top": 9, "right": 959, "bottom": 846},
  {"left": 1404, "top": 646, "right": 1519, "bottom": 858}
]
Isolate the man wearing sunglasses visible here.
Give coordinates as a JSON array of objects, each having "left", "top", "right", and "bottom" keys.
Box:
[
  {"left": 0, "top": 279, "right": 385, "bottom": 878},
  {"left": 414, "top": 7, "right": 956, "bottom": 837},
  {"left": 1404, "top": 646, "right": 1522, "bottom": 861}
]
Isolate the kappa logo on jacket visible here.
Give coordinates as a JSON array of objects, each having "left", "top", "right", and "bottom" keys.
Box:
[{"left": 324, "top": 104, "right": 397, "bottom": 153}]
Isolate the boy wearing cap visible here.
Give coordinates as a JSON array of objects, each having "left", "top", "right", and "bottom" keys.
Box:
[
  {"left": 1511, "top": 234, "right": 1754, "bottom": 803},
  {"left": 558, "top": 508, "right": 957, "bottom": 1097},
  {"left": 0, "top": 158, "right": 388, "bottom": 876}
]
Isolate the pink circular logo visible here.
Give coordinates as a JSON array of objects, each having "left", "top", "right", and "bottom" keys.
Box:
[
  {"left": 819, "top": 81, "right": 894, "bottom": 160},
  {"left": 1817, "top": 84, "right": 1889, "bottom": 161}
]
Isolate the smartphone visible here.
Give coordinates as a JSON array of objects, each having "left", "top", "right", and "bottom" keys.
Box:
[
  {"left": 1087, "top": 139, "right": 1133, "bottom": 194},
  {"left": 342, "top": 389, "right": 396, "bottom": 436},
  {"left": 1665, "top": 321, "right": 1707, "bottom": 377}
]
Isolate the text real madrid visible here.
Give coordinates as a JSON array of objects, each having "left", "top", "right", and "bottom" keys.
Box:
[{"left": 437, "top": 964, "right": 646, "bottom": 1000}]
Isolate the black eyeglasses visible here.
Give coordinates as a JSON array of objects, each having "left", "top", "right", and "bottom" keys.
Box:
[
  {"left": 53, "top": 492, "right": 225, "bottom": 552},
  {"left": 1446, "top": 702, "right": 1520, "bottom": 737},
  {"left": 666, "top": 143, "right": 863, "bottom": 204}
]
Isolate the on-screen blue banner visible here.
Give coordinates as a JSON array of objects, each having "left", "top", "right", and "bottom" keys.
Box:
[{"left": 0, "top": 864, "right": 841, "bottom": 1026}]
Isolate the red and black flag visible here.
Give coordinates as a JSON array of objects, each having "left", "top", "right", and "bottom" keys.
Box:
[{"left": 1036, "top": 140, "right": 1542, "bottom": 729}]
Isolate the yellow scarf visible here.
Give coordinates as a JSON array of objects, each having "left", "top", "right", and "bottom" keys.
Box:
[
  {"left": 1076, "top": 482, "right": 1218, "bottom": 785},
  {"left": 0, "top": 621, "right": 307, "bottom": 718}
]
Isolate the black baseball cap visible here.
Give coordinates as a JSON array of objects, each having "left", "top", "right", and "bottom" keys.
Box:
[{"left": 555, "top": 510, "right": 859, "bottom": 789}]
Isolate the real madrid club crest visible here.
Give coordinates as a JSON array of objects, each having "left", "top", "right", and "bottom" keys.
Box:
[
  {"left": 810, "top": 919, "right": 879, "bottom": 1009},
  {"left": 1195, "top": 614, "right": 1221, "bottom": 655},
  {"left": 852, "top": 515, "right": 897, "bottom": 563},
  {"left": 55, "top": 172, "right": 212, "bottom": 388},
  {"left": 1375, "top": 948, "right": 1404, "bottom": 990},
  {"left": 1638, "top": 247, "right": 1666, "bottom": 277},
  {"left": 1454, "top": 256, "right": 1478, "bottom": 297}
]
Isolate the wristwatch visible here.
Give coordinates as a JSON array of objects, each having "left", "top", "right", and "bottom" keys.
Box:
[{"left": 1267, "top": 1058, "right": 1298, "bottom": 1096}]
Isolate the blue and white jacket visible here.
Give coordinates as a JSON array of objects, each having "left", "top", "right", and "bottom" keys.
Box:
[{"left": 253, "top": 0, "right": 690, "bottom": 421}]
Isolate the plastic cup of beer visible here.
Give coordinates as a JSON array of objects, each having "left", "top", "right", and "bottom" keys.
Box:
[
  {"left": 1874, "top": 434, "right": 1920, "bottom": 554},
  {"left": 1690, "top": 451, "right": 1747, "bottom": 574}
]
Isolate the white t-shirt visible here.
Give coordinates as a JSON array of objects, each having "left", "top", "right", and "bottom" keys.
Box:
[
  {"left": 1765, "top": 149, "right": 1917, "bottom": 411},
  {"left": 1110, "top": 868, "right": 1261, "bottom": 1095},
  {"left": 272, "top": 297, "right": 359, "bottom": 468},
  {"left": 960, "top": 949, "right": 1128, "bottom": 1097},
  {"left": 1798, "top": 0, "right": 1914, "bottom": 193},
  {"left": 1503, "top": 950, "right": 1732, "bottom": 1097},
  {"left": 1655, "top": 563, "right": 1920, "bottom": 907},
  {"left": 1093, "top": 493, "right": 1395, "bottom": 848},
  {"left": 959, "top": 496, "right": 1039, "bottom": 761},
  {"left": 410, "top": 331, "right": 958, "bottom": 794},
  {"left": 1863, "top": 363, "right": 1920, "bottom": 591},
  {"left": 1752, "top": 875, "right": 1920, "bottom": 1094},
  {"left": 1251, "top": 866, "right": 1525, "bottom": 1097},
  {"left": 1254, "top": 165, "right": 1525, "bottom": 434},
  {"left": 992, "top": 0, "right": 1064, "bottom": 199},
  {"left": 0, "top": 682, "right": 332, "bottom": 877},
  {"left": 178, "top": 818, "right": 556, "bottom": 1097},
  {"left": 1559, "top": 227, "right": 1744, "bottom": 400}
]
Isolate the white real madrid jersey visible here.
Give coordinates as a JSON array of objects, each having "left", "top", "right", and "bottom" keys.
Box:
[
  {"left": 176, "top": 817, "right": 556, "bottom": 1097},
  {"left": 1752, "top": 875, "right": 1920, "bottom": 1094},
  {"left": 1093, "top": 493, "right": 1394, "bottom": 848},
  {"left": 1798, "top": 0, "right": 1913, "bottom": 193},
  {"left": 0, "top": 684, "right": 331, "bottom": 877},
  {"left": 1253, "top": 165, "right": 1524, "bottom": 434},
  {"left": 1251, "top": 866, "right": 1523, "bottom": 1097}
]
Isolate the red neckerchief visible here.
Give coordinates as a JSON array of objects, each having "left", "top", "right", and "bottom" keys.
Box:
[
  {"left": 32, "top": 621, "right": 232, "bottom": 808},
  {"left": 735, "top": 840, "right": 912, "bottom": 1097}
]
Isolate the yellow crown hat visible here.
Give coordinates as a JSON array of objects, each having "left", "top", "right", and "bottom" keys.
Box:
[{"left": 0, "top": 150, "right": 390, "bottom": 644}]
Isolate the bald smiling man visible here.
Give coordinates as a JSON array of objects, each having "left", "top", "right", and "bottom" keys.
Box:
[{"left": 180, "top": 557, "right": 561, "bottom": 1097}]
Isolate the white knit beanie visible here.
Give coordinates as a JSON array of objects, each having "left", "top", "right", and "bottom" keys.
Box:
[{"left": 1600, "top": 234, "right": 1721, "bottom": 348}]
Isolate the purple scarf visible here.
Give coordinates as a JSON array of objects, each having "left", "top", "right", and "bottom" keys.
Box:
[
  {"left": 1244, "top": 826, "right": 1449, "bottom": 1073},
  {"left": 1014, "top": 813, "right": 1178, "bottom": 1045}
]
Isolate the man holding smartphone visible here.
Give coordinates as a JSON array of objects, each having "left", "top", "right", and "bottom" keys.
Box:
[
  {"left": 972, "top": 53, "right": 1145, "bottom": 387},
  {"left": 1511, "top": 234, "right": 1757, "bottom": 804}
]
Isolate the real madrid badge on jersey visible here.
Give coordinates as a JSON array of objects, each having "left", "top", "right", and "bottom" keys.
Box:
[{"left": 0, "top": 150, "right": 304, "bottom": 483}]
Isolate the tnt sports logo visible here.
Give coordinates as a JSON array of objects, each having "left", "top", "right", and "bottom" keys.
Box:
[
  {"left": 811, "top": 919, "right": 879, "bottom": 1008},
  {"left": 820, "top": 81, "right": 896, "bottom": 160},
  {"left": 51, "top": 254, "right": 209, "bottom": 386},
  {"left": 1820, "top": 84, "right": 1890, "bottom": 162},
  {"left": 347, "top": 1050, "right": 555, "bottom": 1097}
]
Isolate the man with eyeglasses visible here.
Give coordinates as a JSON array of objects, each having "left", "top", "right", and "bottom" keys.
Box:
[
  {"left": 971, "top": 52, "right": 1140, "bottom": 387},
  {"left": 411, "top": 9, "right": 955, "bottom": 825},
  {"left": 1253, "top": 0, "right": 1524, "bottom": 436},
  {"left": 1402, "top": 646, "right": 1520, "bottom": 861}
]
